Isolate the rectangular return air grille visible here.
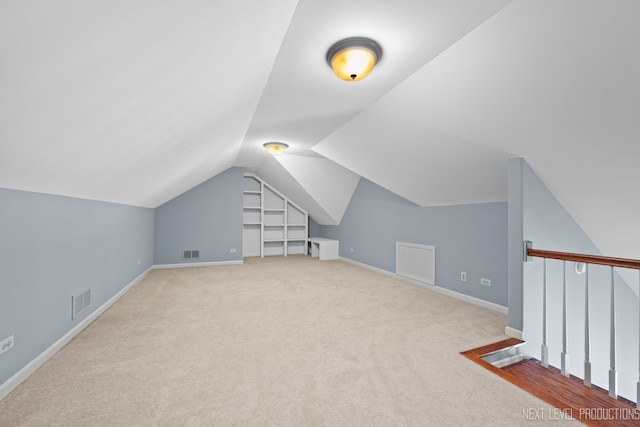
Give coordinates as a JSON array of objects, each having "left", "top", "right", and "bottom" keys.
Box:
[
  {"left": 182, "top": 250, "right": 200, "bottom": 260},
  {"left": 396, "top": 242, "right": 435, "bottom": 285},
  {"left": 72, "top": 289, "right": 91, "bottom": 319}
]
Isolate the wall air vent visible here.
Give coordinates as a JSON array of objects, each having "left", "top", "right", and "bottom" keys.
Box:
[
  {"left": 182, "top": 250, "right": 200, "bottom": 260},
  {"left": 72, "top": 289, "right": 91, "bottom": 319},
  {"left": 396, "top": 242, "right": 435, "bottom": 285}
]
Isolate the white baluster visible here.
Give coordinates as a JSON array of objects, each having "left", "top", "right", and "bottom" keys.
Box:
[
  {"left": 637, "top": 271, "right": 639, "bottom": 409},
  {"left": 584, "top": 264, "right": 591, "bottom": 387},
  {"left": 561, "top": 261, "right": 569, "bottom": 377},
  {"left": 541, "top": 258, "right": 549, "bottom": 368},
  {"left": 609, "top": 266, "right": 617, "bottom": 399}
]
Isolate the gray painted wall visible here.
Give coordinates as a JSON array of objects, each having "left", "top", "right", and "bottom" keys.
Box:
[
  {"left": 308, "top": 217, "right": 322, "bottom": 238},
  {"left": 0, "top": 188, "right": 154, "bottom": 386},
  {"left": 318, "top": 178, "right": 508, "bottom": 306},
  {"left": 516, "top": 158, "right": 638, "bottom": 401},
  {"left": 154, "top": 167, "right": 243, "bottom": 265}
]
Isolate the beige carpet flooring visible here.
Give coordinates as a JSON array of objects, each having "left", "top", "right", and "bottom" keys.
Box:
[{"left": 0, "top": 256, "right": 581, "bottom": 426}]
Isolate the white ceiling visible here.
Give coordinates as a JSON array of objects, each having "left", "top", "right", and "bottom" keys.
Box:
[{"left": 1, "top": 0, "right": 639, "bottom": 258}]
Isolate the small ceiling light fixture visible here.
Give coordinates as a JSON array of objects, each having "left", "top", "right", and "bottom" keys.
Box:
[
  {"left": 326, "top": 36, "right": 382, "bottom": 82},
  {"left": 263, "top": 142, "right": 289, "bottom": 156}
]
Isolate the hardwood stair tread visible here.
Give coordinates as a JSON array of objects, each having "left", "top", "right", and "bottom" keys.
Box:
[{"left": 461, "top": 339, "right": 639, "bottom": 426}]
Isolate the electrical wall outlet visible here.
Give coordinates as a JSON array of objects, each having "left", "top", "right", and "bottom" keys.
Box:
[
  {"left": 0, "top": 335, "right": 14, "bottom": 355},
  {"left": 460, "top": 271, "right": 467, "bottom": 282},
  {"left": 480, "top": 278, "right": 491, "bottom": 286},
  {"left": 137, "top": 259, "right": 141, "bottom": 266},
  {"left": 230, "top": 248, "right": 237, "bottom": 253}
]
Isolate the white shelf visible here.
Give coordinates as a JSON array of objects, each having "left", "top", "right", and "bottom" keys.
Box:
[
  {"left": 243, "top": 210, "right": 261, "bottom": 224},
  {"left": 243, "top": 176, "right": 261, "bottom": 192},
  {"left": 309, "top": 237, "right": 339, "bottom": 260},
  {"left": 264, "top": 185, "right": 285, "bottom": 210},
  {"left": 287, "top": 226, "right": 306, "bottom": 240},
  {"left": 243, "top": 224, "right": 261, "bottom": 257},
  {"left": 243, "top": 193, "right": 261, "bottom": 208},
  {"left": 264, "top": 241, "right": 285, "bottom": 256},
  {"left": 243, "top": 173, "right": 308, "bottom": 258},
  {"left": 287, "top": 240, "right": 307, "bottom": 255},
  {"left": 264, "top": 211, "right": 285, "bottom": 225},
  {"left": 288, "top": 203, "right": 305, "bottom": 224},
  {"left": 264, "top": 225, "right": 284, "bottom": 240}
]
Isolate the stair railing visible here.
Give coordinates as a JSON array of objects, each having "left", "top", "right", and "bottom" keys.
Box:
[{"left": 525, "top": 242, "right": 640, "bottom": 408}]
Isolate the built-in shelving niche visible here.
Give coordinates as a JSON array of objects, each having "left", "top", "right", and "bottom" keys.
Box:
[{"left": 242, "top": 174, "right": 308, "bottom": 257}]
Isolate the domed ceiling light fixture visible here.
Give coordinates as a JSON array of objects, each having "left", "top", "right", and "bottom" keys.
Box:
[
  {"left": 263, "top": 142, "right": 289, "bottom": 156},
  {"left": 326, "top": 37, "right": 382, "bottom": 82}
]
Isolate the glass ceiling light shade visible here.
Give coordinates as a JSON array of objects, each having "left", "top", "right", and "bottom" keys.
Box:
[
  {"left": 263, "top": 142, "right": 289, "bottom": 156},
  {"left": 326, "top": 37, "right": 382, "bottom": 81}
]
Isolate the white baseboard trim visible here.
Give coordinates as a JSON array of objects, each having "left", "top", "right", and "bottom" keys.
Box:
[
  {"left": 339, "top": 256, "right": 508, "bottom": 315},
  {"left": 152, "top": 260, "right": 243, "bottom": 269},
  {"left": 339, "top": 256, "right": 396, "bottom": 278},
  {"left": 505, "top": 326, "right": 523, "bottom": 340},
  {"left": 0, "top": 260, "right": 247, "bottom": 401},
  {"left": 1, "top": 256, "right": 507, "bottom": 402},
  {"left": 0, "top": 267, "right": 152, "bottom": 402},
  {"left": 428, "top": 285, "right": 508, "bottom": 315}
]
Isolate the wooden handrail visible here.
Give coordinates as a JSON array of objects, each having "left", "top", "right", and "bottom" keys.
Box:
[
  {"left": 527, "top": 248, "right": 640, "bottom": 270},
  {"left": 527, "top": 244, "right": 640, "bottom": 405}
]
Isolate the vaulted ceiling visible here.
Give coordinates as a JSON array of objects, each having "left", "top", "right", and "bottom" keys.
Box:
[{"left": 1, "top": 0, "right": 639, "bottom": 259}]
